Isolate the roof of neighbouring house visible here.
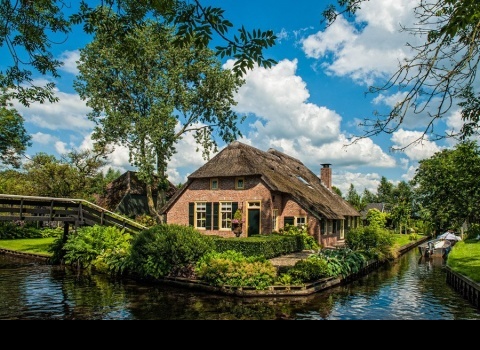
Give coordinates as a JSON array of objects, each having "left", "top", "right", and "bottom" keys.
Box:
[
  {"left": 97, "top": 171, "right": 178, "bottom": 212},
  {"left": 160, "top": 141, "right": 360, "bottom": 220},
  {"left": 359, "top": 203, "right": 390, "bottom": 219}
]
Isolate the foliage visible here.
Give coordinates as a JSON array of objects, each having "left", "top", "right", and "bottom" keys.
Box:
[
  {"left": 232, "top": 209, "right": 243, "bottom": 224},
  {"left": 74, "top": 20, "right": 245, "bottom": 219},
  {"left": 277, "top": 224, "right": 319, "bottom": 251},
  {"left": 128, "top": 224, "right": 215, "bottom": 279},
  {"left": 465, "top": 224, "right": 480, "bottom": 240},
  {"left": 365, "top": 208, "right": 387, "bottom": 229},
  {"left": 0, "top": 106, "right": 32, "bottom": 168},
  {"left": 2, "top": 0, "right": 275, "bottom": 108},
  {"left": 195, "top": 250, "right": 276, "bottom": 290},
  {"left": 317, "top": 248, "right": 368, "bottom": 278},
  {"left": 412, "top": 140, "right": 480, "bottom": 232},
  {"left": 345, "top": 226, "right": 395, "bottom": 261},
  {"left": 0, "top": 221, "right": 62, "bottom": 239},
  {"left": 277, "top": 255, "right": 331, "bottom": 285},
  {"left": 323, "top": 0, "right": 480, "bottom": 144},
  {"left": 346, "top": 183, "right": 362, "bottom": 211},
  {"left": 0, "top": 170, "right": 34, "bottom": 195},
  {"left": 61, "top": 225, "right": 132, "bottom": 274},
  {"left": 135, "top": 214, "right": 156, "bottom": 228}
]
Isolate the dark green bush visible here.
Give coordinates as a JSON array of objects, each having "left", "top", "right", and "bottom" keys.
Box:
[
  {"left": 60, "top": 225, "right": 132, "bottom": 274},
  {"left": 346, "top": 226, "right": 395, "bottom": 261},
  {"left": 195, "top": 250, "right": 277, "bottom": 290},
  {"left": 278, "top": 255, "right": 330, "bottom": 285},
  {"left": 128, "top": 224, "right": 216, "bottom": 279}
]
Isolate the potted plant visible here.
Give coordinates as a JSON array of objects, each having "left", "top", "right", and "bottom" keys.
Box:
[{"left": 231, "top": 209, "right": 244, "bottom": 237}]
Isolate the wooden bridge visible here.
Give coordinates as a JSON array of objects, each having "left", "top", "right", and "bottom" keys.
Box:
[{"left": 0, "top": 194, "right": 146, "bottom": 236}]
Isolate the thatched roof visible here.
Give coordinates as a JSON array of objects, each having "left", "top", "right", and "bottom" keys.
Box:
[
  {"left": 161, "top": 141, "right": 359, "bottom": 220},
  {"left": 98, "top": 171, "right": 177, "bottom": 212}
]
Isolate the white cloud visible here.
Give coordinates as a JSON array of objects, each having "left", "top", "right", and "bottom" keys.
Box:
[
  {"left": 334, "top": 171, "right": 382, "bottom": 195},
  {"left": 59, "top": 50, "right": 80, "bottom": 75},
  {"left": 390, "top": 129, "right": 442, "bottom": 161},
  {"left": 31, "top": 132, "right": 57, "bottom": 145},
  {"left": 15, "top": 88, "right": 93, "bottom": 132},
  {"left": 301, "top": 0, "right": 419, "bottom": 86}
]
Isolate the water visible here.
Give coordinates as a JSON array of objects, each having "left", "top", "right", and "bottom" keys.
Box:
[{"left": 1, "top": 249, "right": 479, "bottom": 320}]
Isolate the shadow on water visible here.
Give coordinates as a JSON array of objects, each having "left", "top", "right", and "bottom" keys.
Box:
[{"left": 0, "top": 249, "right": 479, "bottom": 320}]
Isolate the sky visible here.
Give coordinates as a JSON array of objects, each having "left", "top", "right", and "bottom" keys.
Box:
[{"left": 5, "top": 0, "right": 469, "bottom": 196}]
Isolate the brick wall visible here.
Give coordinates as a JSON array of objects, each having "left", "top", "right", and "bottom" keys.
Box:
[{"left": 165, "top": 175, "right": 341, "bottom": 246}]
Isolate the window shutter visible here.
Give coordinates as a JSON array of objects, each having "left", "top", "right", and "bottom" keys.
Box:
[
  {"left": 189, "top": 203, "right": 194, "bottom": 227},
  {"left": 232, "top": 202, "right": 238, "bottom": 214},
  {"left": 206, "top": 202, "right": 212, "bottom": 229},
  {"left": 284, "top": 217, "right": 294, "bottom": 226},
  {"left": 213, "top": 202, "right": 219, "bottom": 230}
]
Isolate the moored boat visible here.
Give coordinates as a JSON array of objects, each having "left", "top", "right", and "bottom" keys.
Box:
[{"left": 418, "top": 238, "right": 452, "bottom": 258}]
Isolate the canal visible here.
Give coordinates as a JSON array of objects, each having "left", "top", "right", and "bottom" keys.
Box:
[{"left": 0, "top": 248, "right": 479, "bottom": 320}]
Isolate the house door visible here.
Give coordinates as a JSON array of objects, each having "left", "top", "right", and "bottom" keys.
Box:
[{"left": 247, "top": 201, "right": 261, "bottom": 236}]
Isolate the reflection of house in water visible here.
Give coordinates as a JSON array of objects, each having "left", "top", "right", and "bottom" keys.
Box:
[{"left": 97, "top": 171, "right": 178, "bottom": 218}]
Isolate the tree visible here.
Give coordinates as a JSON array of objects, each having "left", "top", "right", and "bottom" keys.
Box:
[
  {"left": 360, "top": 188, "right": 377, "bottom": 205},
  {"left": 346, "top": 183, "right": 361, "bottom": 211},
  {"left": 1, "top": 0, "right": 276, "bottom": 109},
  {"left": 322, "top": 0, "right": 480, "bottom": 146},
  {"left": 0, "top": 105, "right": 31, "bottom": 168},
  {"left": 23, "top": 153, "right": 78, "bottom": 198},
  {"left": 74, "top": 20, "right": 245, "bottom": 220},
  {"left": 411, "top": 140, "right": 480, "bottom": 231},
  {"left": 389, "top": 181, "right": 414, "bottom": 234},
  {"left": 332, "top": 185, "right": 342, "bottom": 197},
  {"left": 376, "top": 176, "right": 394, "bottom": 205}
]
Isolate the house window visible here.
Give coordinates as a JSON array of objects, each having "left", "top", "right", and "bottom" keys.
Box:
[
  {"left": 326, "top": 219, "right": 333, "bottom": 235},
  {"left": 220, "top": 202, "right": 233, "bottom": 229},
  {"left": 196, "top": 202, "right": 207, "bottom": 229},
  {"left": 210, "top": 178, "right": 218, "bottom": 190},
  {"left": 296, "top": 216, "right": 306, "bottom": 227},
  {"left": 235, "top": 177, "right": 244, "bottom": 189},
  {"left": 272, "top": 209, "right": 278, "bottom": 231}
]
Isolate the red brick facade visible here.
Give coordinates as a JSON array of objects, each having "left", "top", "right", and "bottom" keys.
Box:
[{"left": 165, "top": 175, "right": 343, "bottom": 247}]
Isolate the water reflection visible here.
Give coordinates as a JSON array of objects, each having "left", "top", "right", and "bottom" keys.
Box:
[{"left": 0, "top": 250, "right": 479, "bottom": 320}]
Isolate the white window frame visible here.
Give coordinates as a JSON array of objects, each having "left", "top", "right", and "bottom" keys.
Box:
[
  {"left": 220, "top": 201, "right": 233, "bottom": 230},
  {"left": 196, "top": 202, "right": 207, "bottom": 230}
]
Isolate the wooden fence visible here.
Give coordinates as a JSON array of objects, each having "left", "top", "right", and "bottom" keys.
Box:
[{"left": 0, "top": 194, "right": 146, "bottom": 234}]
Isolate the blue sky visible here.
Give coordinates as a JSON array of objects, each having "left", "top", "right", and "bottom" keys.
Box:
[{"left": 6, "top": 0, "right": 466, "bottom": 195}]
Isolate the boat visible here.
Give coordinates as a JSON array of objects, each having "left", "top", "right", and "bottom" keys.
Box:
[{"left": 418, "top": 238, "right": 452, "bottom": 258}]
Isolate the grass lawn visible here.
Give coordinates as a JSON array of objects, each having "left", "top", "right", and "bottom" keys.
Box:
[
  {"left": 447, "top": 239, "right": 480, "bottom": 283},
  {"left": 0, "top": 237, "right": 56, "bottom": 257}
]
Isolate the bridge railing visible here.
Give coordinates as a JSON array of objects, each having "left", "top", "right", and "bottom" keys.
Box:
[{"left": 0, "top": 194, "right": 147, "bottom": 234}]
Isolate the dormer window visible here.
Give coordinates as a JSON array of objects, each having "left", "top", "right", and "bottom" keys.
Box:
[
  {"left": 235, "top": 177, "right": 244, "bottom": 190},
  {"left": 210, "top": 178, "right": 219, "bottom": 190}
]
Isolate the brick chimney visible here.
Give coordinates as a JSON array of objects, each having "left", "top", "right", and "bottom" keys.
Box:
[{"left": 320, "top": 163, "right": 332, "bottom": 189}]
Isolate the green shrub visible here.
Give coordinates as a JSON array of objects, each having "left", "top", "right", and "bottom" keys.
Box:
[
  {"left": 128, "top": 224, "right": 215, "bottom": 279},
  {"left": 318, "top": 248, "right": 368, "bottom": 278},
  {"left": 465, "top": 223, "right": 480, "bottom": 240},
  {"left": 278, "top": 255, "right": 330, "bottom": 285},
  {"left": 346, "top": 226, "right": 395, "bottom": 261},
  {"left": 277, "top": 224, "right": 319, "bottom": 251},
  {"left": 195, "top": 250, "right": 277, "bottom": 290},
  {"left": 61, "top": 225, "right": 132, "bottom": 274}
]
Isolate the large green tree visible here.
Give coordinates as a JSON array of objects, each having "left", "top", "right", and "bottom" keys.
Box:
[
  {"left": 323, "top": 0, "right": 480, "bottom": 145},
  {"left": 74, "top": 20, "right": 244, "bottom": 220},
  {"left": 1, "top": 0, "right": 275, "bottom": 108},
  {"left": 411, "top": 140, "right": 480, "bottom": 231},
  {"left": 0, "top": 105, "right": 31, "bottom": 168}
]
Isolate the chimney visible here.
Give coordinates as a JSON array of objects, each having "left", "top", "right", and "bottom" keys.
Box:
[{"left": 320, "top": 163, "right": 332, "bottom": 189}]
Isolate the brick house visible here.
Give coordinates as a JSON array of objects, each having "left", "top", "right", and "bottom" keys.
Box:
[{"left": 159, "top": 141, "right": 360, "bottom": 248}]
